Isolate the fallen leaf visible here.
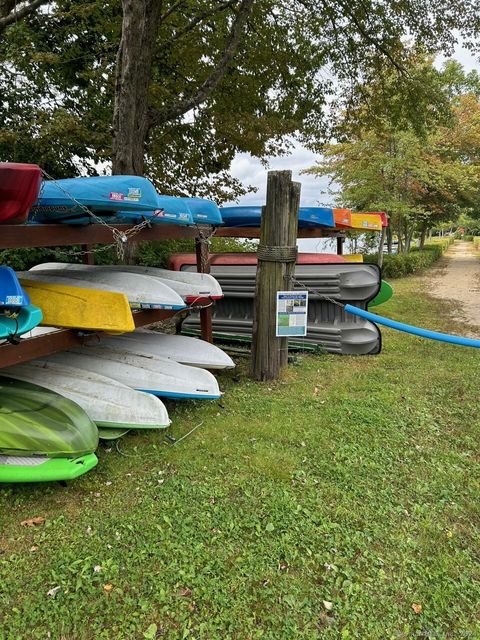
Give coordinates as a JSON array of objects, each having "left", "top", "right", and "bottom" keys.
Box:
[
  {"left": 103, "top": 583, "right": 113, "bottom": 593},
  {"left": 412, "top": 603, "right": 422, "bottom": 614},
  {"left": 446, "top": 530, "right": 453, "bottom": 539},
  {"left": 93, "top": 565, "right": 102, "bottom": 573},
  {"left": 323, "top": 600, "right": 333, "bottom": 611},
  {"left": 143, "top": 623, "right": 158, "bottom": 640},
  {"left": 21, "top": 516, "right": 45, "bottom": 527},
  {"left": 30, "top": 546, "right": 38, "bottom": 552},
  {"left": 47, "top": 586, "right": 61, "bottom": 597},
  {"left": 279, "top": 561, "right": 289, "bottom": 571},
  {"left": 176, "top": 587, "right": 192, "bottom": 598}
]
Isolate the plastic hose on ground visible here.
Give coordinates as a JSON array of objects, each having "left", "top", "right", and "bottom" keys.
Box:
[{"left": 344, "top": 304, "right": 480, "bottom": 349}]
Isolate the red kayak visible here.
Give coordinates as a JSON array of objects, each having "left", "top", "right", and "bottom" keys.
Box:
[
  {"left": 0, "top": 163, "right": 42, "bottom": 224},
  {"left": 168, "top": 252, "right": 347, "bottom": 270}
]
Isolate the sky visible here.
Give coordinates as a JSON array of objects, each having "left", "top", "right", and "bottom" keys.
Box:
[{"left": 223, "top": 47, "right": 479, "bottom": 252}]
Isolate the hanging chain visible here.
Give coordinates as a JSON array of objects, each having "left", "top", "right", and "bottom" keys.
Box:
[
  {"left": 33, "top": 170, "right": 163, "bottom": 260},
  {"left": 289, "top": 275, "right": 346, "bottom": 309}
]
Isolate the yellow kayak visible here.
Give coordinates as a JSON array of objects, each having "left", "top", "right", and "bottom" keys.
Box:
[
  {"left": 20, "top": 280, "right": 135, "bottom": 334},
  {"left": 350, "top": 213, "right": 383, "bottom": 231},
  {"left": 343, "top": 254, "right": 364, "bottom": 263}
]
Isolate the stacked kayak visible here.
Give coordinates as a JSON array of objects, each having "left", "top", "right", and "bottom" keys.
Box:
[
  {"left": 21, "top": 269, "right": 186, "bottom": 311},
  {"left": 220, "top": 206, "right": 336, "bottom": 229},
  {"left": 0, "top": 377, "right": 98, "bottom": 483},
  {"left": 0, "top": 267, "right": 43, "bottom": 340},
  {"left": 47, "top": 347, "right": 222, "bottom": 400},
  {"left": 176, "top": 253, "right": 384, "bottom": 355},
  {"left": 29, "top": 262, "right": 223, "bottom": 306},
  {"left": 4, "top": 361, "right": 171, "bottom": 440},
  {"left": 0, "top": 163, "right": 42, "bottom": 224},
  {"left": 19, "top": 279, "right": 135, "bottom": 332}
]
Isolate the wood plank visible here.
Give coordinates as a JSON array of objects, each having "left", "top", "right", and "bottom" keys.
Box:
[
  {"left": 0, "top": 309, "right": 187, "bottom": 368},
  {"left": 0, "top": 223, "right": 205, "bottom": 249}
]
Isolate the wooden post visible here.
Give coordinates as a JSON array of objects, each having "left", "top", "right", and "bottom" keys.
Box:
[
  {"left": 82, "top": 245, "right": 95, "bottom": 265},
  {"left": 195, "top": 234, "right": 213, "bottom": 343},
  {"left": 251, "top": 171, "right": 300, "bottom": 381},
  {"left": 336, "top": 236, "right": 344, "bottom": 255}
]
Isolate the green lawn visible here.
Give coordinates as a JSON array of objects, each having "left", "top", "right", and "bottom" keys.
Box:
[{"left": 1, "top": 273, "right": 479, "bottom": 639}]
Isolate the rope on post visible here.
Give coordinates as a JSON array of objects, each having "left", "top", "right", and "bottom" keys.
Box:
[{"left": 257, "top": 245, "right": 298, "bottom": 262}]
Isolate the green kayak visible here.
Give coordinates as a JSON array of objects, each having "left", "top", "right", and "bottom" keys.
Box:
[
  {"left": 0, "top": 304, "right": 43, "bottom": 340},
  {"left": 0, "top": 378, "right": 99, "bottom": 483},
  {"left": 369, "top": 280, "right": 393, "bottom": 307}
]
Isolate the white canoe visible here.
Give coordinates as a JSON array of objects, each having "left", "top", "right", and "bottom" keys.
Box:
[
  {"left": 4, "top": 360, "right": 170, "bottom": 429},
  {"left": 30, "top": 262, "right": 223, "bottom": 303},
  {"left": 21, "top": 269, "right": 186, "bottom": 310},
  {"left": 103, "top": 330, "right": 234, "bottom": 369},
  {"left": 47, "top": 347, "right": 222, "bottom": 400}
]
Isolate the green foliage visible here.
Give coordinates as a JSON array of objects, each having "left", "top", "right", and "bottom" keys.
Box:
[
  {"left": 0, "top": 237, "right": 256, "bottom": 271},
  {"left": 306, "top": 58, "right": 480, "bottom": 251},
  {"left": 1, "top": 275, "right": 479, "bottom": 638},
  {"left": 474, "top": 237, "right": 480, "bottom": 251},
  {"left": 1, "top": 2, "right": 480, "bottom": 196},
  {"left": 365, "top": 239, "right": 453, "bottom": 278}
]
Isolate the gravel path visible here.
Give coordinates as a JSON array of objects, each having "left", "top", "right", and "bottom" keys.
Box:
[{"left": 428, "top": 241, "right": 480, "bottom": 333}]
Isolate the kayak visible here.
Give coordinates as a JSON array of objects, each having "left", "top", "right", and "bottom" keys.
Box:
[
  {"left": 350, "top": 213, "right": 383, "bottom": 231},
  {"left": 30, "top": 262, "right": 223, "bottom": 304},
  {"left": 0, "top": 377, "right": 98, "bottom": 465},
  {"left": 19, "top": 280, "right": 135, "bottom": 333},
  {"left": 48, "top": 347, "right": 222, "bottom": 400},
  {"left": 180, "top": 198, "right": 223, "bottom": 225},
  {"left": 0, "top": 304, "right": 43, "bottom": 340},
  {"left": 4, "top": 361, "right": 171, "bottom": 431},
  {"left": 0, "top": 163, "right": 42, "bottom": 224},
  {"left": 116, "top": 194, "right": 195, "bottom": 226},
  {"left": 0, "top": 453, "right": 98, "bottom": 483},
  {"left": 369, "top": 280, "right": 393, "bottom": 307},
  {"left": 0, "top": 266, "right": 30, "bottom": 308},
  {"left": 22, "top": 269, "right": 186, "bottom": 310},
  {"left": 30, "top": 175, "right": 160, "bottom": 224},
  {"left": 104, "top": 330, "right": 235, "bottom": 369},
  {"left": 219, "top": 206, "right": 336, "bottom": 228},
  {"left": 168, "top": 252, "right": 347, "bottom": 271}
]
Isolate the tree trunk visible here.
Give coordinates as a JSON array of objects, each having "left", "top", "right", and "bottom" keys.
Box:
[
  {"left": 112, "top": 0, "right": 163, "bottom": 176},
  {"left": 377, "top": 225, "right": 386, "bottom": 267},
  {"left": 386, "top": 226, "right": 393, "bottom": 254},
  {"left": 419, "top": 225, "right": 428, "bottom": 250}
]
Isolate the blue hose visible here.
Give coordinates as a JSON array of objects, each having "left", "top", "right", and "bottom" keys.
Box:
[{"left": 344, "top": 304, "right": 480, "bottom": 349}]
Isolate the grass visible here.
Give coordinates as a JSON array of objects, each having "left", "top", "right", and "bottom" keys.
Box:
[{"left": 1, "top": 272, "right": 479, "bottom": 639}]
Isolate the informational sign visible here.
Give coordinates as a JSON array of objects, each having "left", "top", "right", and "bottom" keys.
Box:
[{"left": 276, "top": 291, "right": 308, "bottom": 337}]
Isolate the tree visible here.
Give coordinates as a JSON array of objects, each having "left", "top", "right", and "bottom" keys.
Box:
[
  {"left": 1, "top": 1, "right": 479, "bottom": 198},
  {"left": 305, "top": 59, "right": 480, "bottom": 252},
  {"left": 0, "top": 0, "right": 48, "bottom": 35}
]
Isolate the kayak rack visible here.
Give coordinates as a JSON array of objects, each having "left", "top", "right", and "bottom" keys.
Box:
[{"left": 0, "top": 222, "right": 346, "bottom": 369}]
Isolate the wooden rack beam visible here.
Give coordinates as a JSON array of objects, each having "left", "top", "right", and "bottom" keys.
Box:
[
  {"left": 0, "top": 223, "right": 345, "bottom": 249},
  {"left": 0, "top": 309, "right": 189, "bottom": 368}
]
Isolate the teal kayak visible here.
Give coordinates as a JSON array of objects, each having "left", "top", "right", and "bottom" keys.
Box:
[{"left": 0, "top": 304, "right": 43, "bottom": 340}]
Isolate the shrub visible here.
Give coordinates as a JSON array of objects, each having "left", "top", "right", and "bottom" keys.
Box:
[
  {"left": 364, "top": 238, "right": 453, "bottom": 279},
  {"left": 474, "top": 237, "right": 480, "bottom": 252}
]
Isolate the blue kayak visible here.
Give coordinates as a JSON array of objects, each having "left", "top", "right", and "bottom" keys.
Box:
[
  {"left": 220, "top": 206, "right": 335, "bottom": 228},
  {"left": 0, "top": 304, "right": 43, "bottom": 340},
  {"left": 180, "top": 198, "right": 223, "bottom": 225},
  {"left": 31, "top": 176, "right": 160, "bottom": 224},
  {"left": 0, "top": 266, "right": 30, "bottom": 308},
  {"left": 117, "top": 194, "right": 194, "bottom": 226}
]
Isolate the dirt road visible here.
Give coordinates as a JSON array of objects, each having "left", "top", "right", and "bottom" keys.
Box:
[{"left": 428, "top": 241, "right": 480, "bottom": 333}]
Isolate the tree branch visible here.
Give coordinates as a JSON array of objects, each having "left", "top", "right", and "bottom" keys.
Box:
[
  {"left": 0, "top": 0, "right": 49, "bottom": 33},
  {"left": 162, "top": 0, "right": 239, "bottom": 47},
  {"left": 150, "top": 0, "right": 253, "bottom": 127}
]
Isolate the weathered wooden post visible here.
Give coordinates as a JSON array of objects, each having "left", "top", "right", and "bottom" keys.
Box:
[
  {"left": 195, "top": 232, "right": 213, "bottom": 343},
  {"left": 251, "top": 171, "right": 301, "bottom": 380}
]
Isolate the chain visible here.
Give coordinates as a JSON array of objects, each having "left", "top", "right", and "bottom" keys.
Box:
[
  {"left": 289, "top": 276, "right": 346, "bottom": 309},
  {"left": 33, "top": 170, "right": 162, "bottom": 260}
]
